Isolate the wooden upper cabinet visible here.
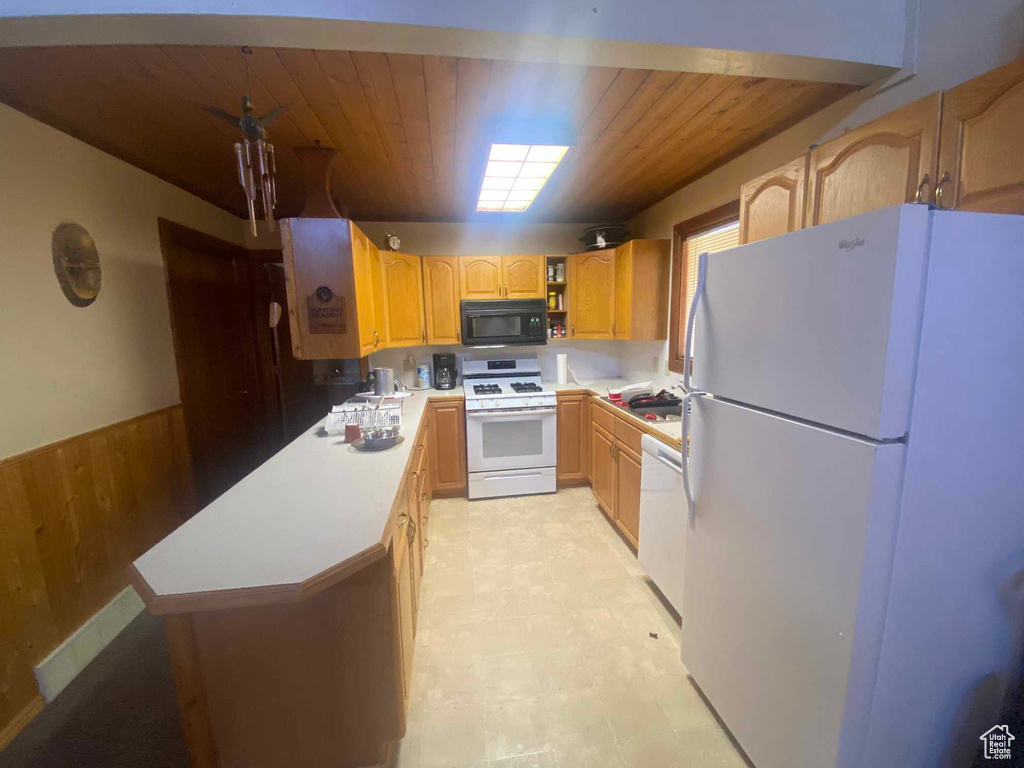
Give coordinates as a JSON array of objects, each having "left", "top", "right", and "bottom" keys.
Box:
[
  {"left": 612, "top": 240, "right": 670, "bottom": 340},
  {"left": 937, "top": 57, "right": 1024, "bottom": 214},
  {"left": 569, "top": 251, "right": 616, "bottom": 339},
  {"left": 613, "top": 244, "right": 632, "bottom": 339},
  {"left": 806, "top": 92, "right": 942, "bottom": 226},
  {"left": 379, "top": 252, "right": 426, "bottom": 347},
  {"left": 459, "top": 256, "right": 503, "bottom": 300},
  {"left": 739, "top": 154, "right": 809, "bottom": 244},
  {"left": 350, "top": 225, "right": 378, "bottom": 357},
  {"left": 422, "top": 257, "right": 462, "bottom": 344},
  {"left": 368, "top": 241, "right": 386, "bottom": 352},
  {"left": 502, "top": 255, "right": 546, "bottom": 299},
  {"left": 281, "top": 218, "right": 378, "bottom": 360}
]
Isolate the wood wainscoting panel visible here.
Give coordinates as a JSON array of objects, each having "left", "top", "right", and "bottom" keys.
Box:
[{"left": 0, "top": 405, "right": 194, "bottom": 739}]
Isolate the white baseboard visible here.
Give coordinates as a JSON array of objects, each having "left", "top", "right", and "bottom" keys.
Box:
[{"left": 33, "top": 586, "right": 146, "bottom": 702}]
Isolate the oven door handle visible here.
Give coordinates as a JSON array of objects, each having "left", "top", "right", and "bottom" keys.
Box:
[{"left": 466, "top": 408, "right": 557, "bottom": 418}]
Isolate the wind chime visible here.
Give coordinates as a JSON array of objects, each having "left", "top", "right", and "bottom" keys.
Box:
[{"left": 195, "top": 46, "right": 286, "bottom": 237}]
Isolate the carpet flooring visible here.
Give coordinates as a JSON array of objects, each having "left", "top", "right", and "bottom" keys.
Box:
[{"left": 0, "top": 611, "right": 188, "bottom": 768}]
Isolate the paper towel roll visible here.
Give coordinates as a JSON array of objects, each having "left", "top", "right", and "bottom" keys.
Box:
[{"left": 556, "top": 353, "right": 568, "bottom": 385}]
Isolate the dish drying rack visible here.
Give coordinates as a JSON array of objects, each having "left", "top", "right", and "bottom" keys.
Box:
[{"left": 324, "top": 401, "right": 402, "bottom": 435}]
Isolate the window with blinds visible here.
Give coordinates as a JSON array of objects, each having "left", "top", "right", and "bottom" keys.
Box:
[{"left": 681, "top": 221, "right": 739, "bottom": 359}]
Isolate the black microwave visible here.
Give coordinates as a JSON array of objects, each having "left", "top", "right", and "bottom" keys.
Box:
[{"left": 460, "top": 299, "right": 547, "bottom": 347}]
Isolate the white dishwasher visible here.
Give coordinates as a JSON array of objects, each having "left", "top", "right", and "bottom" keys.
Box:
[{"left": 638, "top": 435, "right": 685, "bottom": 615}]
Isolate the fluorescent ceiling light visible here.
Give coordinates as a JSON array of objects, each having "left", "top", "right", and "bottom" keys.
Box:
[{"left": 477, "top": 143, "right": 568, "bottom": 213}]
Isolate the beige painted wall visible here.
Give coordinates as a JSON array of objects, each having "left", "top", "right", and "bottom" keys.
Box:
[
  {"left": 628, "top": 0, "right": 1024, "bottom": 241},
  {"left": 0, "top": 102, "right": 248, "bottom": 460}
]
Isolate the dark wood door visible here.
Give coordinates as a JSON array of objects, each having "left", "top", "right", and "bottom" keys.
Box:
[{"left": 160, "top": 220, "right": 278, "bottom": 509}]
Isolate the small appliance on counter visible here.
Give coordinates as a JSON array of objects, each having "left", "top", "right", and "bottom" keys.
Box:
[{"left": 432, "top": 353, "right": 457, "bottom": 390}]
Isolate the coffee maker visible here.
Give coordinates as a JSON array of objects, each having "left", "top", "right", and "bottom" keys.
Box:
[{"left": 432, "top": 353, "right": 457, "bottom": 390}]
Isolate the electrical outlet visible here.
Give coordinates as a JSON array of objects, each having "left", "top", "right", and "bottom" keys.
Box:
[
  {"left": 653, "top": 356, "right": 660, "bottom": 374},
  {"left": 403, "top": 354, "right": 416, "bottom": 372}
]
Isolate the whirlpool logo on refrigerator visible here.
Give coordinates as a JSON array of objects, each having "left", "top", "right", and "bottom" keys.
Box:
[{"left": 838, "top": 237, "right": 866, "bottom": 252}]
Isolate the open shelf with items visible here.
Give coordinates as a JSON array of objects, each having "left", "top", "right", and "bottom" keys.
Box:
[{"left": 545, "top": 255, "right": 570, "bottom": 340}]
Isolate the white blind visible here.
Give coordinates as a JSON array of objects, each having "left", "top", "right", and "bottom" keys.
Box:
[{"left": 682, "top": 221, "right": 739, "bottom": 357}]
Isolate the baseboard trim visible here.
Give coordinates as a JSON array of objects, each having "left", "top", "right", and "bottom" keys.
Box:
[
  {"left": 33, "top": 586, "right": 146, "bottom": 703},
  {"left": 0, "top": 695, "right": 43, "bottom": 750}
]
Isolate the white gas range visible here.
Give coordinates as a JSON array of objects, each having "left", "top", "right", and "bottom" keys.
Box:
[{"left": 463, "top": 358, "right": 557, "bottom": 499}]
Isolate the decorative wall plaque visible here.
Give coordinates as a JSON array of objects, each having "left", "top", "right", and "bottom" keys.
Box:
[
  {"left": 52, "top": 222, "right": 101, "bottom": 307},
  {"left": 307, "top": 285, "right": 347, "bottom": 334}
]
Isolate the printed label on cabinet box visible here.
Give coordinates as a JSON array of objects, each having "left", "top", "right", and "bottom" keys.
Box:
[{"left": 307, "top": 286, "right": 347, "bottom": 334}]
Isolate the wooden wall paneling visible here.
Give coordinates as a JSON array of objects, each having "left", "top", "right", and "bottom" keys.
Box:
[
  {"left": 625, "top": 80, "right": 844, "bottom": 217},
  {"left": 388, "top": 53, "right": 441, "bottom": 219},
  {"left": 235, "top": 47, "right": 366, "bottom": 212},
  {"left": 546, "top": 72, "right": 709, "bottom": 216},
  {"left": 937, "top": 57, "right": 1024, "bottom": 214},
  {"left": 0, "top": 406, "right": 193, "bottom": 740},
  {"left": 0, "top": 465, "right": 60, "bottom": 735},
  {"left": 423, "top": 55, "right": 459, "bottom": 215},
  {"left": 422, "top": 257, "right": 462, "bottom": 344},
  {"left": 0, "top": 46, "right": 859, "bottom": 222},
  {"left": 276, "top": 48, "right": 390, "bottom": 215},
  {"left": 350, "top": 52, "right": 423, "bottom": 216},
  {"left": 739, "top": 153, "right": 809, "bottom": 244},
  {"left": 806, "top": 92, "right": 942, "bottom": 226},
  {"left": 452, "top": 57, "right": 494, "bottom": 216},
  {"left": 536, "top": 67, "right": 650, "bottom": 216},
  {"left": 595, "top": 77, "right": 775, "bottom": 216}
]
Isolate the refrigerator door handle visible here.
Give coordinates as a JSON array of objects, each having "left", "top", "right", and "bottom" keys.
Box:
[
  {"left": 682, "top": 252, "right": 708, "bottom": 393},
  {"left": 681, "top": 390, "right": 707, "bottom": 523}
]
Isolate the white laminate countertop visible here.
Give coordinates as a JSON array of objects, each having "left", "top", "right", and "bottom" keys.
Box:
[
  {"left": 133, "top": 388, "right": 463, "bottom": 599},
  {"left": 547, "top": 378, "right": 685, "bottom": 447}
]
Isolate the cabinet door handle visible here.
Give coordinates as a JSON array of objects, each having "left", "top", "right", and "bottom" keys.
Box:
[
  {"left": 397, "top": 513, "right": 408, "bottom": 528},
  {"left": 456, "top": 328, "right": 461, "bottom": 341},
  {"left": 936, "top": 171, "right": 951, "bottom": 209},
  {"left": 609, "top": 442, "right": 614, "bottom": 459},
  {"left": 914, "top": 173, "right": 931, "bottom": 203},
  {"left": 408, "top": 519, "right": 417, "bottom": 543},
  {"left": 571, "top": 324, "right": 575, "bottom": 336}
]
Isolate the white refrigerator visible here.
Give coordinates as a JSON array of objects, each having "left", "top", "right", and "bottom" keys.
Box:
[{"left": 680, "top": 204, "right": 1024, "bottom": 768}]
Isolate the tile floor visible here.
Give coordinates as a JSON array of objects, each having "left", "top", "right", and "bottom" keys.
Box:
[{"left": 396, "top": 487, "right": 750, "bottom": 768}]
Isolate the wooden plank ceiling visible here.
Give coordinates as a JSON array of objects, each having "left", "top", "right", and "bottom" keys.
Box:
[{"left": 0, "top": 46, "right": 857, "bottom": 222}]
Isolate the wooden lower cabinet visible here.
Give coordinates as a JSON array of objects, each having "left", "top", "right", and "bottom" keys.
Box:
[
  {"left": 589, "top": 399, "right": 650, "bottom": 550},
  {"left": 614, "top": 444, "right": 642, "bottom": 548},
  {"left": 428, "top": 399, "right": 467, "bottom": 495},
  {"left": 159, "top": 406, "right": 442, "bottom": 768},
  {"left": 392, "top": 519, "right": 416, "bottom": 702},
  {"left": 556, "top": 393, "right": 588, "bottom": 485},
  {"left": 590, "top": 422, "right": 616, "bottom": 515}
]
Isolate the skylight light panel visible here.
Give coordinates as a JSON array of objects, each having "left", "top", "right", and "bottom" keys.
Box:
[{"left": 476, "top": 143, "right": 569, "bottom": 213}]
